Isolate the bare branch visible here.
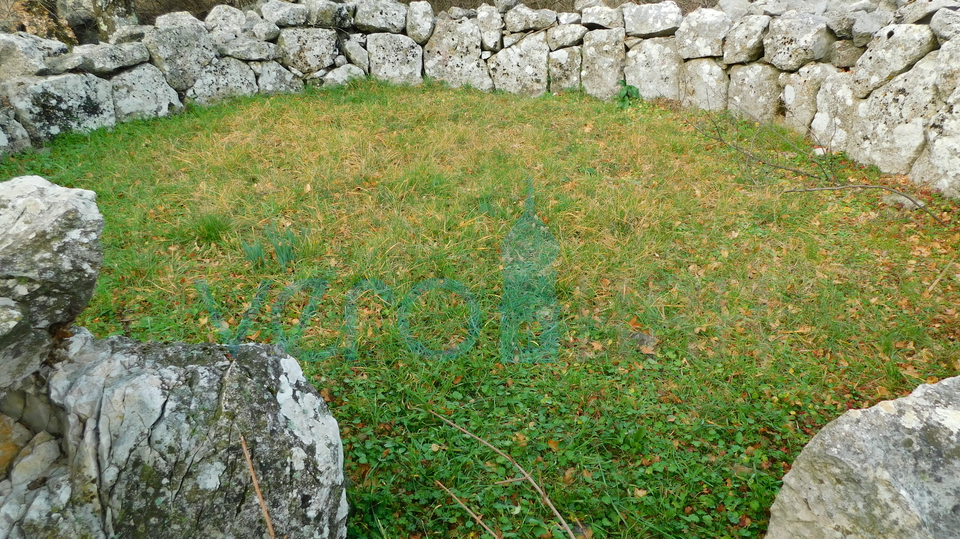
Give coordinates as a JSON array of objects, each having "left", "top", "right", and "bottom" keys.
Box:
[
  {"left": 436, "top": 480, "right": 502, "bottom": 539},
  {"left": 783, "top": 185, "right": 948, "bottom": 226},
  {"left": 927, "top": 255, "right": 958, "bottom": 293}
]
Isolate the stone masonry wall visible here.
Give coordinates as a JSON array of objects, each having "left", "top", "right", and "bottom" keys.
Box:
[{"left": 2, "top": 0, "right": 960, "bottom": 197}]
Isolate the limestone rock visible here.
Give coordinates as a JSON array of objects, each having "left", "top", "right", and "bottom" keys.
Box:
[
  {"left": 681, "top": 57, "right": 729, "bottom": 111},
  {"left": 622, "top": 1, "right": 682, "bottom": 37},
  {"left": 930, "top": 6, "right": 960, "bottom": 42},
  {"left": 810, "top": 71, "right": 861, "bottom": 153},
  {"left": 581, "top": 5, "right": 623, "bottom": 29},
  {"left": 278, "top": 27, "right": 339, "bottom": 75},
  {"left": 911, "top": 89, "right": 960, "bottom": 197},
  {"left": 763, "top": 11, "right": 834, "bottom": 71},
  {"left": 251, "top": 15, "right": 282, "bottom": 41},
  {"left": 936, "top": 39, "right": 960, "bottom": 99},
  {"left": 767, "top": 376, "right": 960, "bottom": 539},
  {"left": 722, "top": 14, "right": 770, "bottom": 64},
  {"left": 495, "top": 0, "right": 520, "bottom": 14},
  {"left": 548, "top": 46, "right": 581, "bottom": 92},
  {"left": 367, "top": 33, "right": 422, "bottom": 85},
  {"left": 8, "top": 432, "right": 59, "bottom": 487},
  {"left": 108, "top": 24, "right": 150, "bottom": 44},
  {"left": 261, "top": 0, "right": 309, "bottom": 27},
  {"left": 581, "top": 28, "right": 625, "bottom": 100},
  {"left": 39, "top": 53, "right": 85, "bottom": 76},
  {"left": 251, "top": 60, "right": 305, "bottom": 93},
  {"left": 558, "top": 12, "right": 581, "bottom": 25},
  {"left": 304, "top": 0, "right": 354, "bottom": 29},
  {"left": 824, "top": 8, "right": 856, "bottom": 38},
  {"left": 675, "top": 8, "right": 732, "bottom": 59},
  {"left": 340, "top": 34, "right": 369, "bottom": 72},
  {"left": 142, "top": 22, "right": 218, "bottom": 91},
  {"left": 893, "top": 0, "right": 959, "bottom": 24},
  {"left": 623, "top": 36, "right": 683, "bottom": 101},
  {"left": 727, "top": 62, "right": 781, "bottom": 122},
  {"left": 488, "top": 31, "right": 549, "bottom": 96},
  {"left": 2, "top": 74, "right": 115, "bottom": 141},
  {"left": 407, "top": 1, "right": 435, "bottom": 44},
  {"left": 205, "top": 4, "right": 245, "bottom": 43},
  {"left": 546, "top": 24, "right": 587, "bottom": 50},
  {"left": 718, "top": 0, "right": 760, "bottom": 19},
  {"left": 476, "top": 4, "right": 503, "bottom": 51},
  {"left": 852, "top": 9, "right": 893, "bottom": 46},
  {"left": 0, "top": 33, "right": 66, "bottom": 80},
  {"left": 829, "top": 40, "right": 866, "bottom": 67},
  {"left": 185, "top": 57, "right": 258, "bottom": 105},
  {"left": 0, "top": 110, "right": 32, "bottom": 158},
  {"left": 574, "top": 0, "right": 602, "bottom": 10},
  {"left": 780, "top": 62, "right": 837, "bottom": 133},
  {"left": 155, "top": 11, "right": 205, "bottom": 30},
  {"left": 424, "top": 18, "right": 494, "bottom": 91},
  {"left": 111, "top": 63, "right": 183, "bottom": 122},
  {"left": 0, "top": 414, "right": 32, "bottom": 476},
  {"left": 851, "top": 23, "right": 937, "bottom": 98},
  {"left": 354, "top": 0, "right": 407, "bottom": 33},
  {"left": 323, "top": 63, "right": 366, "bottom": 86},
  {"left": 72, "top": 42, "right": 149, "bottom": 75},
  {"left": 504, "top": 5, "right": 556, "bottom": 33},
  {"left": 218, "top": 37, "right": 281, "bottom": 61}
]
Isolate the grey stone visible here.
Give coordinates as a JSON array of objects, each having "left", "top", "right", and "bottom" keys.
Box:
[
  {"left": 767, "top": 376, "right": 960, "bottom": 539},
  {"left": 548, "top": 46, "right": 581, "bottom": 92},
  {"left": 581, "top": 5, "right": 622, "bottom": 29},
  {"left": 623, "top": 1, "right": 682, "bottom": 37},
  {"left": 675, "top": 8, "right": 732, "bottom": 59},
  {"left": 186, "top": 57, "right": 258, "bottom": 105},
  {"left": 0, "top": 412, "right": 32, "bottom": 475},
  {"left": 2, "top": 74, "right": 115, "bottom": 142},
  {"left": 558, "top": 12, "right": 581, "bottom": 24},
  {"left": 253, "top": 19, "right": 282, "bottom": 41},
  {"left": 910, "top": 89, "right": 960, "bottom": 197},
  {"left": 848, "top": 51, "right": 940, "bottom": 173},
  {"left": 547, "top": 24, "right": 587, "bottom": 50},
  {"left": 503, "top": 32, "right": 526, "bottom": 48},
  {"left": 354, "top": 0, "right": 407, "bottom": 33},
  {"left": 488, "top": 31, "right": 549, "bottom": 96},
  {"left": 205, "top": 4, "right": 245, "bottom": 42},
  {"left": 261, "top": 0, "right": 309, "bottom": 27},
  {"left": 853, "top": 9, "right": 894, "bottom": 46},
  {"left": 20, "top": 391, "right": 52, "bottom": 433},
  {"left": 495, "top": 0, "right": 520, "bottom": 14},
  {"left": 504, "top": 5, "right": 556, "bottom": 32},
  {"left": 477, "top": 4, "right": 503, "bottom": 51},
  {"left": 424, "top": 18, "right": 494, "bottom": 91},
  {"left": 574, "top": 0, "right": 602, "bottom": 10},
  {"left": 407, "top": 1, "right": 436, "bottom": 44},
  {"left": 9, "top": 432, "right": 59, "bottom": 487},
  {"left": 323, "top": 63, "right": 366, "bottom": 86},
  {"left": 251, "top": 60, "right": 305, "bottom": 93},
  {"left": 335, "top": 54, "right": 349, "bottom": 67},
  {"left": 447, "top": 7, "right": 476, "bottom": 19},
  {"left": 0, "top": 33, "right": 65, "bottom": 80},
  {"left": 936, "top": 39, "right": 960, "bottom": 99},
  {"left": 829, "top": 40, "right": 866, "bottom": 67},
  {"left": 218, "top": 37, "right": 281, "bottom": 61},
  {"left": 340, "top": 34, "right": 369, "bottom": 72},
  {"left": 111, "top": 63, "right": 183, "bottom": 122},
  {"left": 39, "top": 53, "right": 84, "bottom": 76},
  {"left": 155, "top": 11, "right": 205, "bottom": 30},
  {"left": 142, "top": 23, "right": 218, "bottom": 91},
  {"left": 277, "top": 27, "right": 339, "bottom": 75},
  {"left": 930, "top": 6, "right": 960, "bottom": 42},
  {"left": 780, "top": 62, "right": 837, "bottom": 133},
  {"left": 763, "top": 11, "right": 834, "bottom": 71},
  {"left": 810, "top": 71, "right": 861, "bottom": 153},
  {"left": 581, "top": 27, "right": 625, "bottom": 100},
  {"left": 894, "top": 0, "right": 959, "bottom": 24},
  {"left": 681, "top": 57, "right": 729, "bottom": 111},
  {"left": 727, "top": 62, "right": 782, "bottom": 122},
  {"left": 823, "top": 8, "right": 856, "bottom": 38},
  {"left": 851, "top": 24, "right": 937, "bottom": 98},
  {"left": 304, "top": 0, "right": 354, "bottom": 28},
  {"left": 722, "top": 14, "right": 771, "bottom": 64},
  {"left": 108, "top": 24, "right": 150, "bottom": 44},
  {"left": 718, "top": 0, "right": 761, "bottom": 18},
  {"left": 623, "top": 36, "right": 683, "bottom": 101},
  {"left": 367, "top": 33, "right": 422, "bottom": 85},
  {"left": 0, "top": 110, "right": 31, "bottom": 158},
  {"left": 71, "top": 42, "right": 149, "bottom": 75}
]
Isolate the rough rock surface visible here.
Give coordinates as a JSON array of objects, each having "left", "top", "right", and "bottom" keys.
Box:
[
  {"left": 111, "top": 63, "right": 184, "bottom": 122},
  {"left": 367, "top": 33, "right": 422, "bottom": 85},
  {"left": 354, "top": 0, "right": 407, "bottom": 33},
  {"left": 546, "top": 24, "right": 587, "bottom": 50},
  {"left": 780, "top": 62, "right": 837, "bottom": 133},
  {"left": 581, "top": 28, "right": 625, "bottom": 100},
  {"left": 548, "top": 46, "right": 581, "bottom": 91},
  {"left": 488, "top": 31, "right": 549, "bottom": 96},
  {"left": 930, "top": 6, "right": 960, "bottom": 42},
  {"left": 277, "top": 27, "right": 339, "bottom": 75},
  {"left": 185, "top": 57, "right": 259, "bottom": 105},
  {"left": 853, "top": 9, "right": 894, "bottom": 47},
  {"left": 727, "top": 62, "right": 781, "bottom": 122},
  {"left": 0, "top": 111, "right": 32, "bottom": 158},
  {"left": 251, "top": 60, "right": 305, "bottom": 93},
  {"left": 407, "top": 1, "right": 436, "bottom": 44},
  {"left": 623, "top": 36, "right": 684, "bottom": 101},
  {"left": 0, "top": 34, "right": 67, "bottom": 80},
  {"left": 261, "top": 0, "right": 309, "bottom": 27},
  {"left": 911, "top": 89, "right": 960, "bottom": 198},
  {"left": 425, "top": 18, "right": 493, "bottom": 91},
  {"left": 810, "top": 71, "right": 861, "bottom": 154},
  {"left": 476, "top": 4, "right": 504, "bottom": 51},
  {"left": 723, "top": 14, "right": 771, "bottom": 64},
  {"left": 323, "top": 64, "right": 366, "bottom": 86},
  {"left": 936, "top": 38, "right": 960, "bottom": 100},
  {"left": 340, "top": 34, "right": 369, "bottom": 72},
  {"left": 675, "top": 8, "right": 732, "bottom": 59},
  {"left": 0, "top": 176, "right": 102, "bottom": 395},
  {"left": 830, "top": 40, "right": 866, "bottom": 67},
  {"left": 1, "top": 74, "right": 115, "bottom": 141},
  {"left": 682, "top": 57, "right": 728, "bottom": 111},
  {"left": 622, "top": 1, "right": 683, "bottom": 37},
  {"left": 767, "top": 376, "right": 960, "bottom": 539},
  {"left": 504, "top": 5, "right": 555, "bottom": 32},
  {"left": 763, "top": 11, "right": 834, "bottom": 71},
  {"left": 304, "top": 0, "right": 353, "bottom": 28},
  {"left": 72, "top": 42, "right": 149, "bottom": 75},
  {"left": 218, "top": 37, "right": 281, "bottom": 62},
  {"left": 205, "top": 4, "right": 245, "bottom": 43},
  {"left": 142, "top": 23, "right": 218, "bottom": 91},
  {"left": 851, "top": 23, "right": 937, "bottom": 98},
  {"left": 581, "top": 5, "right": 623, "bottom": 29}
]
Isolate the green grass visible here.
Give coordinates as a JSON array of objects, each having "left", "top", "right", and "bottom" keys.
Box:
[{"left": 2, "top": 79, "right": 958, "bottom": 539}]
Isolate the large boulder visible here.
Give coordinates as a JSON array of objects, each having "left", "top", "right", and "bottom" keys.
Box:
[
  {"left": 851, "top": 23, "right": 938, "bottom": 98},
  {"left": 581, "top": 28, "right": 625, "bottom": 100},
  {"left": 780, "top": 62, "right": 837, "bottom": 133},
  {"left": 767, "top": 376, "right": 960, "bottom": 539},
  {"left": 1, "top": 73, "right": 115, "bottom": 142},
  {"left": 623, "top": 36, "right": 684, "bottom": 101},
  {"left": 185, "top": 57, "right": 259, "bottom": 106},
  {"left": 476, "top": 4, "right": 503, "bottom": 51},
  {"left": 722, "top": 14, "right": 771, "bottom": 64},
  {"left": 727, "top": 62, "right": 782, "bottom": 123},
  {"left": 111, "top": 63, "right": 183, "bottom": 122},
  {"left": 763, "top": 11, "right": 834, "bottom": 71},
  {"left": 354, "top": 0, "right": 407, "bottom": 33},
  {"left": 622, "top": 1, "right": 682, "bottom": 38},
  {"left": 675, "top": 7, "right": 731, "bottom": 59},
  {"left": 367, "top": 33, "right": 422, "bottom": 85},
  {"left": 407, "top": 1, "right": 436, "bottom": 44},
  {"left": 0, "top": 33, "right": 67, "bottom": 80},
  {"left": 424, "top": 18, "right": 494, "bottom": 91},
  {"left": 142, "top": 21, "right": 218, "bottom": 91},
  {"left": 681, "top": 57, "right": 729, "bottom": 111},
  {"left": 0, "top": 176, "right": 103, "bottom": 396},
  {"left": 548, "top": 46, "right": 582, "bottom": 92},
  {"left": 0, "top": 110, "right": 32, "bottom": 158},
  {"left": 488, "top": 31, "right": 549, "bottom": 97},
  {"left": 277, "top": 27, "right": 339, "bottom": 75},
  {"left": 810, "top": 71, "right": 862, "bottom": 155},
  {"left": 910, "top": 88, "right": 960, "bottom": 198}
]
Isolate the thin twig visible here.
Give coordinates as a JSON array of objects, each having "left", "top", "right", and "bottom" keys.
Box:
[
  {"left": 493, "top": 476, "right": 527, "bottom": 486},
  {"left": 421, "top": 409, "right": 577, "bottom": 539},
  {"left": 436, "top": 480, "right": 502, "bottom": 539},
  {"left": 239, "top": 433, "right": 278, "bottom": 539},
  {"left": 784, "top": 185, "right": 948, "bottom": 226},
  {"left": 927, "top": 255, "right": 958, "bottom": 293}
]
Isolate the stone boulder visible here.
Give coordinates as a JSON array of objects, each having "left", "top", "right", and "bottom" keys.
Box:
[
  {"left": 424, "top": 18, "right": 494, "bottom": 91},
  {"left": 682, "top": 57, "right": 729, "bottom": 111},
  {"left": 727, "top": 62, "right": 781, "bottom": 122},
  {"left": 185, "top": 57, "right": 259, "bottom": 105},
  {"left": 581, "top": 5, "right": 622, "bottom": 29},
  {"left": 851, "top": 23, "right": 938, "bottom": 98},
  {"left": 367, "top": 33, "right": 422, "bottom": 85},
  {"left": 261, "top": 0, "right": 309, "bottom": 27},
  {"left": 218, "top": 37, "right": 281, "bottom": 62},
  {"left": 810, "top": 71, "right": 861, "bottom": 154},
  {"left": 488, "top": 31, "right": 549, "bottom": 97},
  {"left": 930, "top": 7, "right": 960, "bottom": 42},
  {"left": 763, "top": 11, "right": 834, "bottom": 71},
  {"left": 780, "top": 62, "right": 837, "bottom": 133},
  {"left": 205, "top": 4, "right": 245, "bottom": 43},
  {"left": 278, "top": 27, "right": 339, "bottom": 75},
  {"left": 142, "top": 22, "right": 218, "bottom": 91},
  {"left": 548, "top": 46, "right": 581, "bottom": 92},
  {"left": 250, "top": 61, "right": 305, "bottom": 94},
  {"left": 407, "top": 1, "right": 436, "bottom": 44},
  {"left": 354, "top": 0, "right": 407, "bottom": 33},
  {"left": 1, "top": 74, "right": 115, "bottom": 142},
  {"left": 111, "top": 63, "right": 183, "bottom": 122},
  {"left": 0, "top": 176, "right": 103, "bottom": 395},
  {"left": 0, "top": 33, "right": 67, "bottom": 80},
  {"left": 0, "top": 111, "right": 32, "bottom": 158},
  {"left": 546, "top": 24, "right": 587, "bottom": 51},
  {"left": 340, "top": 34, "right": 369, "bottom": 72},
  {"left": 722, "top": 14, "right": 771, "bottom": 64},
  {"left": 622, "top": 1, "right": 682, "bottom": 38},
  {"left": 580, "top": 28, "right": 625, "bottom": 100},
  {"left": 852, "top": 9, "right": 894, "bottom": 47},
  {"left": 324, "top": 63, "right": 366, "bottom": 86},
  {"left": 304, "top": 0, "right": 354, "bottom": 29},
  {"left": 767, "top": 376, "right": 960, "bottom": 539},
  {"left": 476, "top": 4, "right": 504, "bottom": 51},
  {"left": 72, "top": 42, "right": 149, "bottom": 75},
  {"left": 936, "top": 39, "right": 960, "bottom": 100},
  {"left": 911, "top": 89, "right": 960, "bottom": 198},
  {"left": 675, "top": 7, "right": 732, "bottom": 59},
  {"left": 623, "top": 36, "right": 684, "bottom": 101},
  {"left": 504, "top": 5, "right": 555, "bottom": 33}
]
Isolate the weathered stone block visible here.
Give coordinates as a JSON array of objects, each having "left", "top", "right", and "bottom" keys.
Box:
[
  {"left": 504, "top": 5, "right": 556, "bottom": 33},
  {"left": 142, "top": 23, "right": 218, "bottom": 91},
  {"left": 277, "top": 27, "right": 339, "bottom": 75},
  {"left": 549, "top": 46, "right": 581, "bottom": 92},
  {"left": 185, "top": 57, "right": 258, "bottom": 105},
  {"left": 727, "top": 62, "right": 781, "bottom": 122},
  {"left": 622, "top": 1, "right": 682, "bottom": 38},
  {"left": 780, "top": 62, "right": 837, "bottom": 133},
  {"left": 488, "top": 31, "right": 549, "bottom": 96},
  {"left": 111, "top": 63, "right": 183, "bottom": 122},
  {"left": 547, "top": 24, "right": 587, "bottom": 51},
  {"left": 681, "top": 57, "right": 728, "bottom": 111},
  {"left": 763, "top": 11, "right": 834, "bottom": 71},
  {"left": 261, "top": 0, "right": 309, "bottom": 27},
  {"left": 623, "top": 36, "right": 683, "bottom": 101},
  {"left": 367, "top": 33, "right": 422, "bottom": 85},
  {"left": 2, "top": 74, "right": 115, "bottom": 141},
  {"left": 851, "top": 23, "right": 937, "bottom": 98},
  {"left": 476, "top": 4, "right": 503, "bottom": 51},
  {"left": 581, "top": 28, "right": 625, "bottom": 100},
  {"left": 424, "top": 18, "right": 493, "bottom": 91},
  {"left": 810, "top": 71, "right": 861, "bottom": 154},
  {"left": 722, "top": 14, "right": 770, "bottom": 64},
  {"left": 675, "top": 7, "right": 731, "bottom": 59},
  {"left": 354, "top": 0, "right": 407, "bottom": 33},
  {"left": 581, "top": 5, "right": 622, "bottom": 29}
]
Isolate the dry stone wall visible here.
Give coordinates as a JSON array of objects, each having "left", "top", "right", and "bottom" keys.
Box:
[{"left": 2, "top": 0, "right": 960, "bottom": 196}]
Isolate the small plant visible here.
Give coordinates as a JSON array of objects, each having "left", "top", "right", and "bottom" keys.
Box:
[
  {"left": 242, "top": 240, "right": 268, "bottom": 269},
  {"left": 265, "top": 224, "right": 298, "bottom": 271},
  {"left": 616, "top": 80, "right": 640, "bottom": 110},
  {"left": 180, "top": 212, "right": 232, "bottom": 245}
]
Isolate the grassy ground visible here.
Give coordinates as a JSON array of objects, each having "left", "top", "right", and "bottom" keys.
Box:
[{"left": 2, "top": 80, "right": 958, "bottom": 538}]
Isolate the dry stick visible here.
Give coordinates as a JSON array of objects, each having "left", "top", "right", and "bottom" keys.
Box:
[
  {"left": 436, "top": 480, "right": 502, "bottom": 539},
  {"left": 784, "top": 185, "right": 949, "bottom": 227},
  {"left": 239, "top": 433, "right": 278, "bottom": 539},
  {"left": 927, "top": 255, "right": 958, "bottom": 293},
  {"left": 422, "top": 409, "right": 577, "bottom": 539}
]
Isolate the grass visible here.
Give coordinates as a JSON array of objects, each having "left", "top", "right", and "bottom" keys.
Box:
[{"left": 2, "top": 79, "right": 958, "bottom": 538}]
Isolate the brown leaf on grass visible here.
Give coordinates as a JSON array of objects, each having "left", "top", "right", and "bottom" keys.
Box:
[
  {"left": 547, "top": 439, "right": 560, "bottom": 451},
  {"left": 563, "top": 467, "right": 577, "bottom": 484}
]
